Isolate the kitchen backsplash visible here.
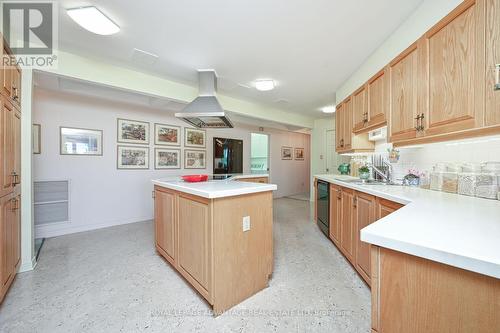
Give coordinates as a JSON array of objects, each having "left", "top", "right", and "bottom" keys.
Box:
[{"left": 372, "top": 135, "right": 500, "bottom": 182}]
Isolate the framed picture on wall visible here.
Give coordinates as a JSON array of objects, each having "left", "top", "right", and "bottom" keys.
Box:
[
  {"left": 281, "top": 146, "right": 292, "bottom": 160},
  {"left": 33, "top": 124, "right": 41, "bottom": 154},
  {"left": 184, "top": 128, "right": 206, "bottom": 148},
  {"left": 155, "top": 148, "right": 181, "bottom": 169},
  {"left": 184, "top": 149, "right": 206, "bottom": 169},
  {"left": 60, "top": 127, "right": 103, "bottom": 156},
  {"left": 154, "top": 123, "right": 181, "bottom": 146},
  {"left": 117, "top": 118, "right": 149, "bottom": 144},
  {"left": 117, "top": 145, "right": 149, "bottom": 169},
  {"left": 294, "top": 148, "right": 304, "bottom": 160}
]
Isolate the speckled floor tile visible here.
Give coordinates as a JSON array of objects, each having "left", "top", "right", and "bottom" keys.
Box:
[{"left": 0, "top": 198, "right": 370, "bottom": 333}]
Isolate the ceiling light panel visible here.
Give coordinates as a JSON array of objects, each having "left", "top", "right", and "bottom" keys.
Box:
[
  {"left": 255, "top": 79, "right": 275, "bottom": 91},
  {"left": 67, "top": 6, "right": 120, "bottom": 35}
]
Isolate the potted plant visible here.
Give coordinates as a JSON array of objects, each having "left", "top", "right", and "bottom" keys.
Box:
[
  {"left": 403, "top": 169, "right": 422, "bottom": 186},
  {"left": 358, "top": 165, "right": 371, "bottom": 181},
  {"left": 387, "top": 148, "right": 400, "bottom": 163}
]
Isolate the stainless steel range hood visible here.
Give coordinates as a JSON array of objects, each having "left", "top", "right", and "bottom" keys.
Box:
[{"left": 175, "top": 70, "right": 233, "bottom": 128}]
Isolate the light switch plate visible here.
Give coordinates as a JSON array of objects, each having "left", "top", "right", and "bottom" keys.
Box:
[{"left": 242, "top": 216, "right": 251, "bottom": 232}]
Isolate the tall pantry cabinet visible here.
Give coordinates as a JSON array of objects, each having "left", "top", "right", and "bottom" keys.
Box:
[{"left": 0, "top": 35, "right": 22, "bottom": 304}]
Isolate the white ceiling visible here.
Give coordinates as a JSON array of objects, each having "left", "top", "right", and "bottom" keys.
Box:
[{"left": 55, "top": 0, "right": 423, "bottom": 117}]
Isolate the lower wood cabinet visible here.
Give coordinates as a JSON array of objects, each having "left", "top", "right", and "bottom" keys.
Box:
[
  {"left": 320, "top": 179, "right": 404, "bottom": 287},
  {"left": 154, "top": 186, "right": 273, "bottom": 313},
  {"left": 329, "top": 185, "right": 341, "bottom": 247},
  {"left": 340, "top": 188, "right": 355, "bottom": 262},
  {"left": 0, "top": 192, "right": 20, "bottom": 303},
  {"left": 371, "top": 247, "right": 500, "bottom": 333},
  {"left": 235, "top": 176, "right": 269, "bottom": 184},
  {"left": 154, "top": 190, "right": 176, "bottom": 264},
  {"left": 354, "top": 192, "right": 377, "bottom": 285}
]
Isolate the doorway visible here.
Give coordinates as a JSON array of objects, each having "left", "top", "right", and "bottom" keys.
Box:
[{"left": 250, "top": 133, "right": 269, "bottom": 173}]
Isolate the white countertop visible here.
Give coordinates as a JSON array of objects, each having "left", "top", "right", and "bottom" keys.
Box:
[
  {"left": 315, "top": 174, "right": 500, "bottom": 279},
  {"left": 152, "top": 176, "right": 276, "bottom": 199}
]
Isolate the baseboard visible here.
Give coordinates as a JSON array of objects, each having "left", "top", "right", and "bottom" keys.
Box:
[
  {"left": 18, "top": 255, "right": 37, "bottom": 273},
  {"left": 35, "top": 217, "right": 152, "bottom": 238}
]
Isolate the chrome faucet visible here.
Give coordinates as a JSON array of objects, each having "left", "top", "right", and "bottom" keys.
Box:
[{"left": 371, "top": 160, "right": 393, "bottom": 184}]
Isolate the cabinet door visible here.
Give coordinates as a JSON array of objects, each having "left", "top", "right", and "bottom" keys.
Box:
[
  {"left": 340, "top": 188, "right": 355, "bottom": 262},
  {"left": 353, "top": 86, "right": 367, "bottom": 132},
  {"left": 13, "top": 110, "right": 20, "bottom": 189},
  {"left": 367, "top": 68, "right": 388, "bottom": 128},
  {"left": 1, "top": 100, "right": 14, "bottom": 197},
  {"left": 11, "top": 195, "right": 20, "bottom": 270},
  {"left": 329, "top": 185, "right": 341, "bottom": 247},
  {"left": 389, "top": 42, "right": 422, "bottom": 142},
  {"left": 355, "top": 192, "right": 376, "bottom": 285},
  {"left": 335, "top": 103, "right": 344, "bottom": 151},
  {"left": 343, "top": 97, "right": 353, "bottom": 150},
  {"left": 422, "top": 0, "right": 485, "bottom": 136},
  {"left": 0, "top": 195, "right": 12, "bottom": 287},
  {"left": 154, "top": 190, "right": 176, "bottom": 263},
  {"left": 177, "top": 195, "right": 211, "bottom": 293},
  {"left": 486, "top": 0, "right": 500, "bottom": 126},
  {"left": 2, "top": 47, "right": 12, "bottom": 98}
]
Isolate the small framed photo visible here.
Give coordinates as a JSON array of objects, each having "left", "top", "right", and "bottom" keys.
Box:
[
  {"left": 155, "top": 148, "right": 181, "bottom": 169},
  {"left": 60, "top": 127, "right": 103, "bottom": 156},
  {"left": 33, "top": 124, "right": 41, "bottom": 154},
  {"left": 117, "top": 118, "right": 149, "bottom": 144},
  {"left": 117, "top": 145, "right": 149, "bottom": 169},
  {"left": 185, "top": 128, "right": 206, "bottom": 148},
  {"left": 184, "top": 149, "right": 206, "bottom": 169},
  {"left": 154, "top": 123, "right": 180, "bottom": 146},
  {"left": 281, "top": 146, "right": 292, "bottom": 160},
  {"left": 294, "top": 148, "right": 304, "bottom": 160}
]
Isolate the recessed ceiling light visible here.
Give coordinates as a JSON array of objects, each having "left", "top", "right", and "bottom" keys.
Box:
[
  {"left": 321, "top": 105, "right": 336, "bottom": 113},
  {"left": 67, "top": 6, "right": 120, "bottom": 35},
  {"left": 255, "top": 79, "right": 275, "bottom": 91}
]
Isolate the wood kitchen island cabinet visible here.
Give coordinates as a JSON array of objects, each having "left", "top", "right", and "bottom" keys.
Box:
[{"left": 153, "top": 178, "right": 276, "bottom": 314}]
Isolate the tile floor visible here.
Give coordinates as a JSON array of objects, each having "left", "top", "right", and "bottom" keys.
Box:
[{"left": 0, "top": 198, "right": 370, "bottom": 333}]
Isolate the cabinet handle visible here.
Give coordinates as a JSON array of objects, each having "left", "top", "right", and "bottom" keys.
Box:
[
  {"left": 11, "top": 171, "right": 20, "bottom": 186},
  {"left": 152, "top": 190, "right": 156, "bottom": 199},
  {"left": 495, "top": 64, "right": 500, "bottom": 91},
  {"left": 419, "top": 113, "right": 425, "bottom": 131},
  {"left": 12, "top": 86, "right": 19, "bottom": 100},
  {"left": 415, "top": 115, "right": 421, "bottom": 131},
  {"left": 10, "top": 198, "right": 19, "bottom": 211},
  {"left": 353, "top": 196, "right": 357, "bottom": 208}
]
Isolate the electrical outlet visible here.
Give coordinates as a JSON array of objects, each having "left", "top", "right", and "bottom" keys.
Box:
[{"left": 242, "top": 216, "right": 251, "bottom": 232}]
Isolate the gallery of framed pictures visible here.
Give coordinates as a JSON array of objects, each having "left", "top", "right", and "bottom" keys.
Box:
[{"left": 281, "top": 146, "right": 305, "bottom": 160}]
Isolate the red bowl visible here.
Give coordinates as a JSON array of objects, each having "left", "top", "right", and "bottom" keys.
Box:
[{"left": 181, "top": 175, "right": 209, "bottom": 183}]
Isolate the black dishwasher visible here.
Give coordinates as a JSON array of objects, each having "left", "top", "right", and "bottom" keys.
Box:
[{"left": 316, "top": 180, "right": 329, "bottom": 237}]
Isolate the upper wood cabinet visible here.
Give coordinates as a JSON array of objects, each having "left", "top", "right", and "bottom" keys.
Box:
[
  {"left": 353, "top": 85, "right": 368, "bottom": 132},
  {"left": 335, "top": 97, "right": 374, "bottom": 154},
  {"left": 367, "top": 69, "right": 388, "bottom": 129},
  {"left": 329, "top": 184, "right": 341, "bottom": 247},
  {"left": 486, "top": 0, "right": 500, "bottom": 126},
  {"left": 355, "top": 192, "right": 376, "bottom": 285},
  {"left": 421, "top": 0, "right": 486, "bottom": 137},
  {"left": 388, "top": 41, "right": 424, "bottom": 143},
  {"left": 343, "top": 97, "right": 353, "bottom": 150}
]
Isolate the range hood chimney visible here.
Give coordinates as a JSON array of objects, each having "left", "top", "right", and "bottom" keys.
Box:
[{"left": 175, "top": 70, "right": 233, "bottom": 128}]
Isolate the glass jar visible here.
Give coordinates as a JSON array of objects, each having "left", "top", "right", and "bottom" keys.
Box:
[
  {"left": 458, "top": 173, "right": 478, "bottom": 197},
  {"left": 441, "top": 172, "right": 458, "bottom": 193}
]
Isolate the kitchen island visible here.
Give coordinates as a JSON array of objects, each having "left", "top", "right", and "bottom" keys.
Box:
[{"left": 152, "top": 177, "right": 277, "bottom": 314}]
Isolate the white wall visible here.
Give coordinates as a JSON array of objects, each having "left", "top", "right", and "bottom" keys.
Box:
[
  {"left": 33, "top": 88, "right": 310, "bottom": 237},
  {"left": 336, "top": 0, "right": 463, "bottom": 102}
]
